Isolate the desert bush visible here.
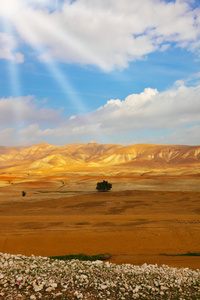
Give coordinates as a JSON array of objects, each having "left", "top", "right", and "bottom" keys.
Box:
[
  {"left": 50, "top": 253, "right": 111, "bottom": 261},
  {"left": 96, "top": 180, "right": 112, "bottom": 192},
  {"left": 22, "top": 191, "right": 26, "bottom": 197}
]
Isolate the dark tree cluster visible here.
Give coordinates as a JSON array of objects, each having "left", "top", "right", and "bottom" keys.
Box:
[{"left": 96, "top": 180, "right": 112, "bottom": 192}]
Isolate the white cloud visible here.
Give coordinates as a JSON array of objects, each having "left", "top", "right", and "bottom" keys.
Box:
[
  {"left": 0, "top": 126, "right": 39, "bottom": 146},
  {"left": 0, "top": 32, "right": 16, "bottom": 60},
  {"left": 0, "top": 128, "right": 14, "bottom": 142},
  {"left": 0, "top": 95, "right": 62, "bottom": 145},
  {"left": 0, "top": 45, "right": 14, "bottom": 60},
  {"left": 0, "top": 32, "right": 25, "bottom": 63},
  {"left": 18, "top": 123, "right": 52, "bottom": 137},
  {"left": 153, "top": 125, "right": 200, "bottom": 146},
  {"left": 15, "top": 52, "right": 24, "bottom": 63},
  {"left": 0, "top": 0, "right": 199, "bottom": 70},
  {"left": 0, "top": 81, "right": 200, "bottom": 146},
  {"left": 13, "top": 82, "right": 199, "bottom": 145},
  {"left": 0, "top": 96, "right": 62, "bottom": 124},
  {"left": 58, "top": 84, "right": 200, "bottom": 137}
]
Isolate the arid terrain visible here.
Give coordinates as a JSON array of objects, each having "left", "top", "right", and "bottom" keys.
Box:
[
  {"left": 0, "top": 141, "right": 200, "bottom": 176},
  {"left": 0, "top": 142, "right": 200, "bottom": 270}
]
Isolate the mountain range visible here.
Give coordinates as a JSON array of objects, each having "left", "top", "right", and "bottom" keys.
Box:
[{"left": 0, "top": 142, "right": 200, "bottom": 176}]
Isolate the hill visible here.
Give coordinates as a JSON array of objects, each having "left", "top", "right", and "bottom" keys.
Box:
[{"left": 0, "top": 142, "right": 200, "bottom": 176}]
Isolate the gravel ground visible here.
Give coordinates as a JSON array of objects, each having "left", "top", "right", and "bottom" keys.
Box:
[{"left": 0, "top": 252, "right": 200, "bottom": 299}]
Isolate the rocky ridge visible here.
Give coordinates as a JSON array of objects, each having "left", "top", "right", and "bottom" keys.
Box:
[{"left": 0, "top": 253, "right": 200, "bottom": 299}]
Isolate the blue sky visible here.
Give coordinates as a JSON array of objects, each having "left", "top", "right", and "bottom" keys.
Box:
[{"left": 0, "top": 0, "right": 200, "bottom": 146}]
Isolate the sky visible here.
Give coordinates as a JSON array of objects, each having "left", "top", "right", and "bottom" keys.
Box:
[{"left": 0, "top": 0, "right": 200, "bottom": 146}]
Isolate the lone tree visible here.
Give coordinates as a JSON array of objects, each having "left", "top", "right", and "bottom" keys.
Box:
[
  {"left": 96, "top": 180, "right": 112, "bottom": 192},
  {"left": 22, "top": 191, "right": 26, "bottom": 197}
]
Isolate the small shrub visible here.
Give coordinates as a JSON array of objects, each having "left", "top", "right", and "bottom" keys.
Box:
[
  {"left": 96, "top": 180, "right": 112, "bottom": 192},
  {"left": 22, "top": 191, "right": 26, "bottom": 197},
  {"left": 161, "top": 252, "right": 200, "bottom": 257},
  {"left": 50, "top": 253, "right": 111, "bottom": 261}
]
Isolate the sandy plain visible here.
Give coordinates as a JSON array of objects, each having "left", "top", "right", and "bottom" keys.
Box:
[{"left": 0, "top": 174, "right": 200, "bottom": 270}]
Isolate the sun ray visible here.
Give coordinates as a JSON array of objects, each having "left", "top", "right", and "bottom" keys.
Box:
[
  {"left": 14, "top": 14, "right": 91, "bottom": 116},
  {"left": 1, "top": 0, "right": 104, "bottom": 143},
  {"left": 38, "top": 57, "right": 104, "bottom": 143},
  {"left": 1, "top": 20, "right": 21, "bottom": 98},
  {"left": 45, "top": 59, "right": 88, "bottom": 115},
  {"left": 0, "top": 15, "right": 27, "bottom": 146},
  {"left": 1, "top": 0, "right": 89, "bottom": 114}
]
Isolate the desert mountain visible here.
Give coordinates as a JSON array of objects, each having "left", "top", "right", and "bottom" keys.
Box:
[{"left": 0, "top": 142, "right": 200, "bottom": 175}]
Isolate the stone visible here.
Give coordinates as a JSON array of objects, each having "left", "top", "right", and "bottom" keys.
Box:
[
  {"left": 55, "top": 293, "right": 63, "bottom": 297},
  {"left": 33, "top": 284, "right": 44, "bottom": 292},
  {"left": 74, "top": 291, "right": 83, "bottom": 299},
  {"left": 46, "top": 287, "right": 54, "bottom": 292},
  {"left": 101, "top": 284, "right": 107, "bottom": 289},
  {"left": 80, "top": 274, "right": 87, "bottom": 280},
  {"left": 94, "top": 260, "right": 103, "bottom": 266},
  {"left": 105, "top": 262, "right": 110, "bottom": 268}
]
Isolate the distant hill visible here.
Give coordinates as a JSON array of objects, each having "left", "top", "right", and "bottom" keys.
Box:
[{"left": 0, "top": 142, "right": 200, "bottom": 176}]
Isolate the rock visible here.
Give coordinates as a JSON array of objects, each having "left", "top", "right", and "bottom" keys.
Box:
[
  {"left": 33, "top": 284, "right": 44, "bottom": 292},
  {"left": 107, "top": 291, "right": 110, "bottom": 296},
  {"left": 0, "top": 252, "right": 199, "bottom": 299},
  {"left": 55, "top": 293, "right": 63, "bottom": 297},
  {"left": 17, "top": 276, "right": 23, "bottom": 282},
  {"left": 93, "top": 260, "right": 103, "bottom": 266},
  {"left": 80, "top": 274, "right": 87, "bottom": 280},
  {"left": 161, "top": 286, "right": 168, "bottom": 290},
  {"left": 133, "top": 285, "right": 141, "bottom": 293},
  {"left": 46, "top": 287, "right": 54, "bottom": 292},
  {"left": 74, "top": 291, "right": 83, "bottom": 299},
  {"left": 104, "top": 262, "right": 110, "bottom": 268},
  {"left": 101, "top": 284, "right": 107, "bottom": 289}
]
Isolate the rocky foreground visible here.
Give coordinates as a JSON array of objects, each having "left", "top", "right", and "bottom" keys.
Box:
[{"left": 0, "top": 253, "right": 200, "bottom": 300}]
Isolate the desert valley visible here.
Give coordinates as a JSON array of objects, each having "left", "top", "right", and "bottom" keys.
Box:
[{"left": 0, "top": 142, "right": 200, "bottom": 273}]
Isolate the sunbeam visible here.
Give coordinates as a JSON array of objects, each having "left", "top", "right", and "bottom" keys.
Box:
[
  {"left": 0, "top": 0, "right": 104, "bottom": 143},
  {"left": 1, "top": 21, "right": 21, "bottom": 98},
  {"left": 0, "top": 15, "right": 27, "bottom": 145},
  {"left": 0, "top": 0, "right": 88, "bottom": 114},
  {"left": 12, "top": 4, "right": 104, "bottom": 121}
]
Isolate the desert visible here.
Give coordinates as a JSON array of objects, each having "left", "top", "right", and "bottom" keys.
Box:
[
  {"left": 0, "top": 142, "right": 200, "bottom": 268},
  {"left": 1, "top": 1, "right": 200, "bottom": 298},
  {"left": 0, "top": 142, "right": 200, "bottom": 298}
]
